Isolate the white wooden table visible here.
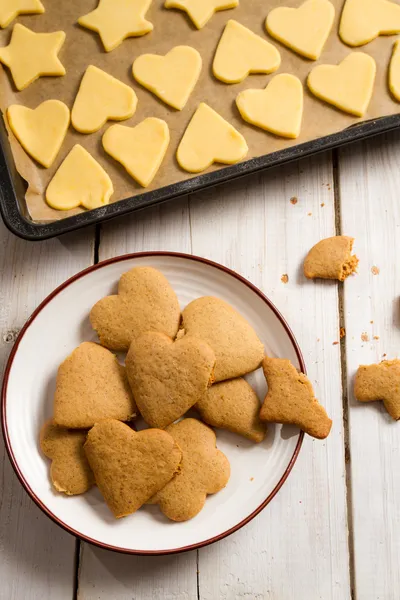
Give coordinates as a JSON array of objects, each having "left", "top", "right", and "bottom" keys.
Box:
[{"left": 1, "top": 133, "right": 399, "bottom": 600}]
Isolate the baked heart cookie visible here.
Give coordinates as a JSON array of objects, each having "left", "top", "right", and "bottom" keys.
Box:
[
  {"left": 354, "top": 359, "right": 400, "bottom": 420},
  {"left": 90, "top": 266, "right": 181, "bottom": 351},
  {"left": 339, "top": 0, "right": 400, "bottom": 47},
  {"left": 40, "top": 420, "right": 94, "bottom": 495},
  {"left": 0, "top": 0, "right": 44, "bottom": 29},
  {"left": 84, "top": 420, "right": 182, "bottom": 518},
  {"left": 304, "top": 236, "right": 358, "bottom": 280},
  {"left": 53, "top": 342, "right": 136, "bottom": 429},
  {"left": 165, "top": 0, "right": 239, "bottom": 29},
  {"left": 149, "top": 418, "right": 230, "bottom": 521},
  {"left": 196, "top": 377, "right": 267, "bottom": 442},
  {"left": 126, "top": 332, "right": 215, "bottom": 428},
  {"left": 181, "top": 296, "right": 264, "bottom": 382},
  {"left": 260, "top": 356, "right": 332, "bottom": 439}
]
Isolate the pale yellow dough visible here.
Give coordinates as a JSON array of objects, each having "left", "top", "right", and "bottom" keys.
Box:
[
  {"left": 46, "top": 145, "right": 113, "bottom": 211},
  {"left": 102, "top": 119, "right": 170, "bottom": 187},
  {"left": 307, "top": 53, "right": 376, "bottom": 117},
  {"left": 236, "top": 74, "right": 303, "bottom": 139},
  {"left": 72, "top": 66, "right": 137, "bottom": 134},
  {"left": 213, "top": 20, "right": 280, "bottom": 83},
  {"left": 266, "top": 0, "right": 334, "bottom": 60},
  {"left": 133, "top": 46, "right": 201, "bottom": 110},
  {"left": 165, "top": 0, "right": 238, "bottom": 29},
  {"left": 177, "top": 102, "right": 248, "bottom": 173},
  {"left": 8, "top": 100, "right": 70, "bottom": 168},
  {"left": 0, "top": 0, "right": 44, "bottom": 29},
  {"left": 0, "top": 23, "right": 65, "bottom": 90},
  {"left": 78, "top": 0, "right": 153, "bottom": 52},
  {"left": 389, "top": 40, "right": 400, "bottom": 101},
  {"left": 339, "top": 0, "right": 400, "bottom": 47}
]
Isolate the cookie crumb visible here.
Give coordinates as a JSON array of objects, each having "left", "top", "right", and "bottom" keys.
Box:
[
  {"left": 307, "top": 212, "right": 312, "bottom": 216},
  {"left": 317, "top": 338, "right": 320, "bottom": 342},
  {"left": 361, "top": 332, "right": 369, "bottom": 342},
  {"left": 290, "top": 196, "right": 298, "bottom": 205},
  {"left": 371, "top": 266, "right": 380, "bottom": 275},
  {"left": 340, "top": 327, "right": 346, "bottom": 339},
  {"left": 383, "top": 353, "right": 387, "bottom": 357},
  {"left": 281, "top": 274, "right": 289, "bottom": 284},
  {"left": 250, "top": 477, "right": 254, "bottom": 482},
  {"left": 321, "top": 202, "right": 325, "bottom": 207},
  {"left": 370, "top": 320, "right": 374, "bottom": 324},
  {"left": 373, "top": 335, "right": 379, "bottom": 340},
  {"left": 333, "top": 341, "right": 339, "bottom": 345}
]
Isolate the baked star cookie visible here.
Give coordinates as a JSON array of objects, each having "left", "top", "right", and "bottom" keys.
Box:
[
  {"left": 339, "top": 0, "right": 400, "bottom": 47},
  {"left": 126, "top": 332, "right": 215, "bottom": 428},
  {"left": 165, "top": 0, "right": 238, "bottom": 29},
  {"left": 181, "top": 296, "right": 264, "bottom": 382},
  {"left": 213, "top": 20, "right": 280, "bottom": 84},
  {"left": 149, "top": 418, "right": 230, "bottom": 521},
  {"left": 197, "top": 378, "right": 267, "bottom": 442},
  {"left": 72, "top": 65, "right": 137, "bottom": 134},
  {"left": 304, "top": 236, "right": 358, "bottom": 281},
  {"left": 84, "top": 420, "right": 182, "bottom": 518},
  {"left": 90, "top": 266, "right": 181, "bottom": 351},
  {"left": 53, "top": 342, "right": 136, "bottom": 429},
  {"left": 7, "top": 100, "right": 70, "bottom": 168},
  {"left": 260, "top": 357, "right": 332, "bottom": 439},
  {"left": 40, "top": 420, "right": 94, "bottom": 495},
  {"left": 354, "top": 360, "right": 400, "bottom": 420},
  {"left": 0, "top": 23, "right": 65, "bottom": 90},
  {"left": 0, "top": 0, "right": 44, "bottom": 29},
  {"left": 78, "top": 0, "right": 153, "bottom": 52}
]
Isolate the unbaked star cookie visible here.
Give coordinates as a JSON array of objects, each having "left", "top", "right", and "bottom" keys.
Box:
[
  {"left": 0, "top": 23, "right": 66, "bottom": 90},
  {"left": 0, "top": 0, "right": 44, "bottom": 29},
  {"left": 165, "top": 0, "right": 238, "bottom": 29}
]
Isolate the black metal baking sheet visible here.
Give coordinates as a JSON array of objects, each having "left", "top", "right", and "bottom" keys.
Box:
[{"left": 1, "top": 113, "right": 400, "bottom": 241}]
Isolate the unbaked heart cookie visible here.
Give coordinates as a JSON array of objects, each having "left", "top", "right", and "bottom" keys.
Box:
[
  {"left": 307, "top": 53, "right": 376, "bottom": 116},
  {"left": 266, "top": 0, "right": 335, "bottom": 60},
  {"left": 149, "top": 418, "right": 230, "bottom": 521},
  {"left": 7, "top": 99, "right": 70, "bottom": 168},
  {"left": 46, "top": 145, "right": 113, "bottom": 210},
  {"left": 213, "top": 19, "right": 280, "bottom": 83},
  {"left": 133, "top": 46, "right": 202, "bottom": 110},
  {"left": 165, "top": 0, "right": 238, "bottom": 29},
  {"left": 53, "top": 342, "right": 136, "bottom": 429},
  {"left": 84, "top": 420, "right": 182, "bottom": 518},
  {"left": 236, "top": 73, "right": 303, "bottom": 139},
  {"left": 40, "top": 420, "right": 94, "bottom": 495},
  {"left": 181, "top": 296, "right": 264, "bottom": 382},
  {"left": 90, "top": 266, "right": 181, "bottom": 351},
  {"left": 177, "top": 102, "right": 248, "bottom": 173},
  {"left": 126, "top": 332, "right": 215, "bottom": 428},
  {"left": 389, "top": 40, "right": 400, "bottom": 101},
  {"left": 103, "top": 119, "right": 169, "bottom": 187},
  {"left": 339, "top": 0, "right": 400, "bottom": 47},
  {"left": 0, "top": 0, "right": 44, "bottom": 29},
  {"left": 71, "top": 65, "right": 137, "bottom": 134}
]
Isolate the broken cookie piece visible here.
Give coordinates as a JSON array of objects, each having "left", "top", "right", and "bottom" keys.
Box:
[
  {"left": 304, "top": 235, "right": 358, "bottom": 281},
  {"left": 354, "top": 359, "right": 400, "bottom": 420}
]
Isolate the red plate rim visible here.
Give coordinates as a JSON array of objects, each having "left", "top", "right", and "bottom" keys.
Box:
[{"left": 1, "top": 251, "right": 305, "bottom": 556}]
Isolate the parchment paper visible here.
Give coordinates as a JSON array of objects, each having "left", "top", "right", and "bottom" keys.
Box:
[{"left": 0, "top": 0, "right": 399, "bottom": 222}]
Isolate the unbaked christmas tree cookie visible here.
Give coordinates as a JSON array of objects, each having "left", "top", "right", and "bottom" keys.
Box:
[
  {"left": 78, "top": 0, "right": 153, "bottom": 52},
  {"left": 0, "top": 23, "right": 65, "bottom": 90},
  {"left": 339, "top": 0, "right": 400, "bottom": 47},
  {"left": 0, "top": 0, "right": 44, "bottom": 29},
  {"left": 165, "top": 0, "right": 238, "bottom": 29},
  {"left": 7, "top": 100, "right": 70, "bottom": 168}
]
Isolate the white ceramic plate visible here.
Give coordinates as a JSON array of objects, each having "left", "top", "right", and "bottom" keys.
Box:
[{"left": 1, "top": 252, "right": 304, "bottom": 555}]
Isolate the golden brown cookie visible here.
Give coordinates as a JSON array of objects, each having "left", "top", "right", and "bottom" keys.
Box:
[
  {"left": 304, "top": 236, "right": 358, "bottom": 281},
  {"left": 149, "top": 418, "right": 230, "bottom": 521},
  {"left": 126, "top": 332, "right": 215, "bottom": 428},
  {"left": 40, "top": 420, "right": 94, "bottom": 495},
  {"left": 196, "top": 377, "right": 267, "bottom": 442},
  {"left": 90, "top": 266, "right": 181, "bottom": 351},
  {"left": 181, "top": 296, "right": 264, "bottom": 381},
  {"left": 53, "top": 342, "right": 136, "bottom": 428},
  {"left": 260, "top": 356, "right": 332, "bottom": 439},
  {"left": 354, "top": 359, "right": 400, "bottom": 420},
  {"left": 84, "top": 419, "right": 182, "bottom": 518}
]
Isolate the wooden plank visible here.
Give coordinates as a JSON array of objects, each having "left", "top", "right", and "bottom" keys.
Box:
[
  {"left": 0, "top": 222, "right": 94, "bottom": 600},
  {"left": 338, "top": 133, "right": 400, "bottom": 600},
  {"left": 189, "top": 155, "right": 351, "bottom": 599}
]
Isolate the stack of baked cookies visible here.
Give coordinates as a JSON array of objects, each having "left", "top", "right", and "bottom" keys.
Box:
[{"left": 40, "top": 266, "right": 332, "bottom": 521}]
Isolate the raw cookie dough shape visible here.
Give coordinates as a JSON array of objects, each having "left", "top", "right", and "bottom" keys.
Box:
[
  {"left": 213, "top": 19, "right": 281, "bottom": 83},
  {"left": 164, "top": 0, "right": 238, "bottom": 29},
  {"left": 304, "top": 235, "right": 359, "bottom": 280},
  {"left": 177, "top": 102, "right": 248, "bottom": 173},
  {"left": 389, "top": 40, "right": 400, "bottom": 101},
  {"left": 72, "top": 65, "right": 137, "bottom": 134},
  {"left": 339, "top": 0, "right": 400, "bottom": 47},
  {"left": 46, "top": 145, "right": 114, "bottom": 211},
  {"left": 0, "top": 0, "right": 44, "bottom": 29},
  {"left": 78, "top": 0, "right": 153, "bottom": 52},
  {"left": 307, "top": 52, "right": 376, "bottom": 117},
  {"left": 149, "top": 419, "right": 230, "bottom": 521},
  {"left": 7, "top": 99, "right": 70, "bottom": 168},
  {"left": 236, "top": 73, "right": 303, "bottom": 139},
  {"left": 132, "top": 45, "right": 202, "bottom": 110},
  {"left": 0, "top": 23, "right": 66, "bottom": 90},
  {"left": 266, "top": 0, "right": 335, "bottom": 61},
  {"left": 103, "top": 119, "right": 170, "bottom": 188},
  {"left": 354, "top": 359, "right": 400, "bottom": 420}
]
